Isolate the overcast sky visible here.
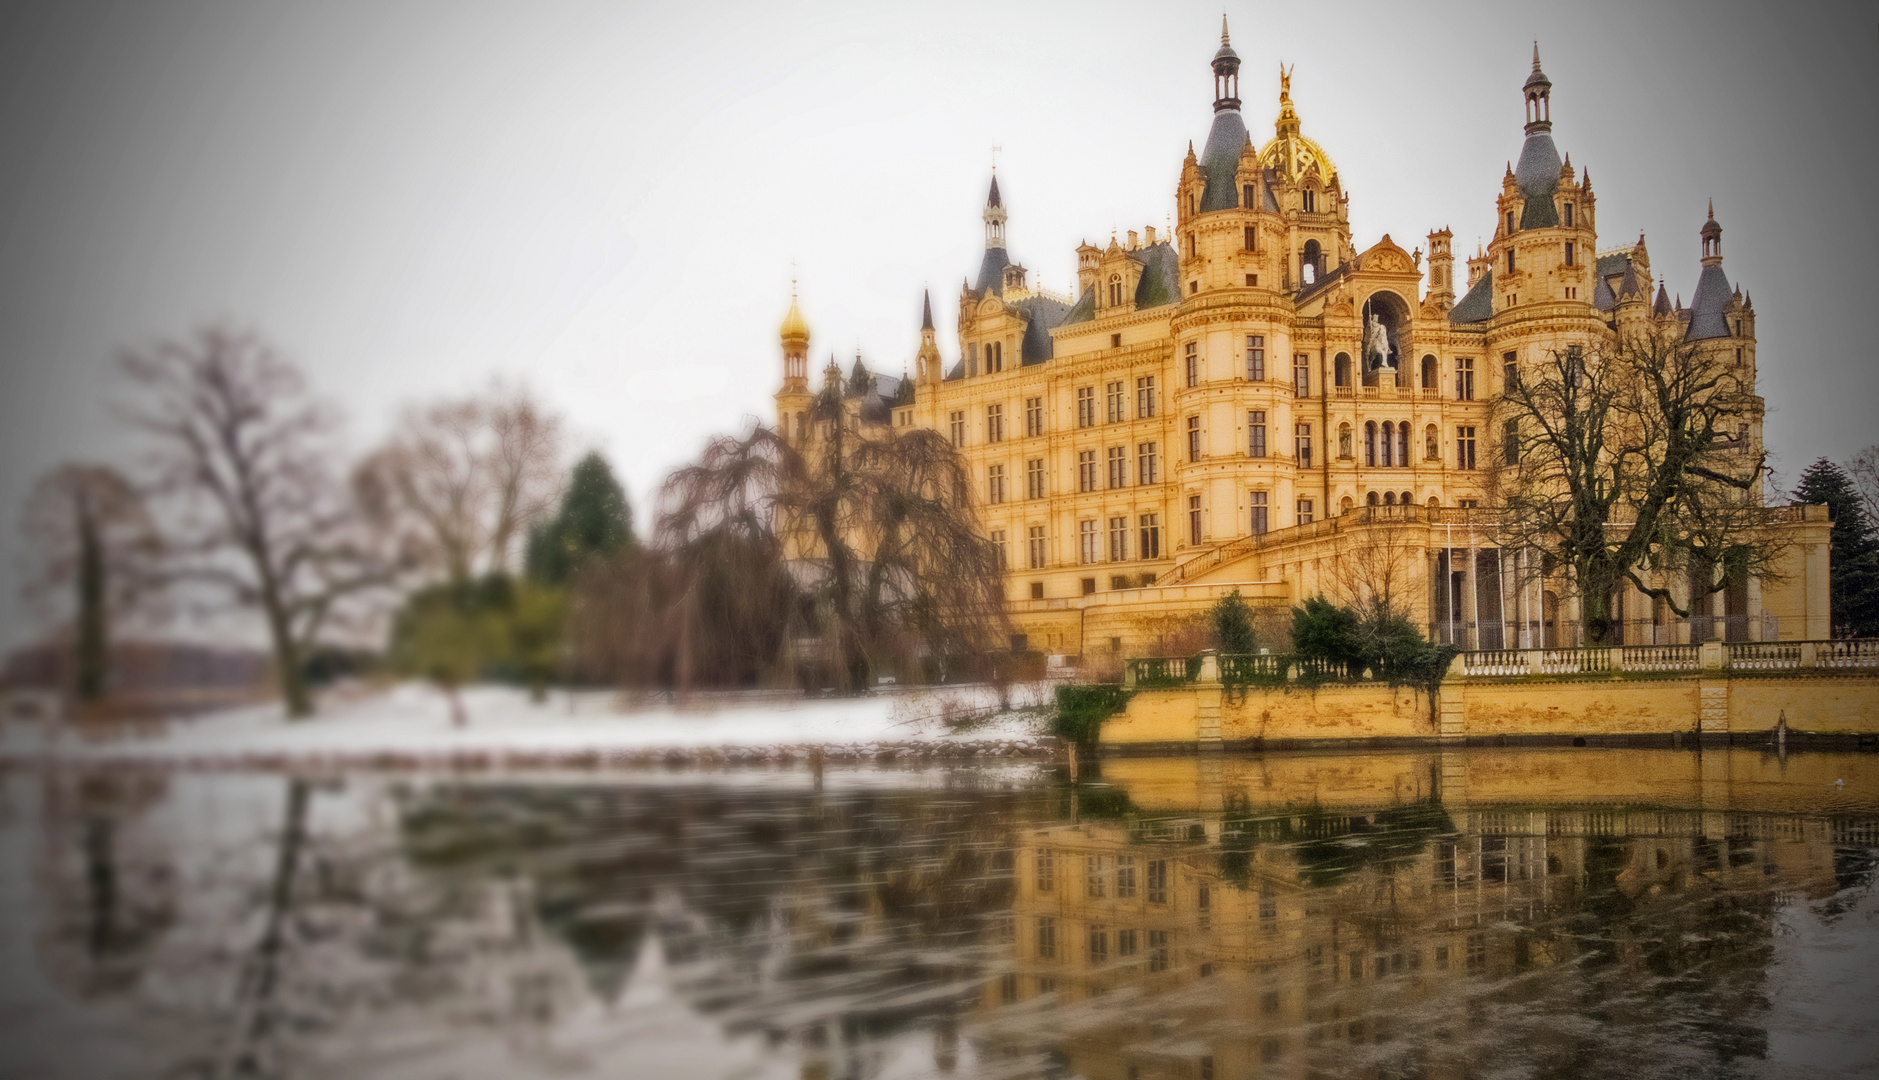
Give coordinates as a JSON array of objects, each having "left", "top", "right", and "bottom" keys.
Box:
[{"left": 2, "top": 0, "right": 1875, "bottom": 649}]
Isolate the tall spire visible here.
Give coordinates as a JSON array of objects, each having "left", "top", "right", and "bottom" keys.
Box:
[
  {"left": 982, "top": 174, "right": 1006, "bottom": 250},
  {"left": 921, "top": 288, "right": 934, "bottom": 331},
  {"left": 1523, "top": 42, "right": 1553, "bottom": 134}
]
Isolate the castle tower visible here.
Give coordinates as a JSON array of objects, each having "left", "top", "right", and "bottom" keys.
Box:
[
  {"left": 973, "top": 175, "right": 1012, "bottom": 297},
  {"left": 774, "top": 289, "right": 813, "bottom": 441},
  {"left": 1426, "top": 227, "right": 1455, "bottom": 307},
  {"left": 1194, "top": 17, "right": 1249, "bottom": 214},
  {"left": 1686, "top": 203, "right": 1735, "bottom": 341},
  {"left": 915, "top": 289, "right": 942, "bottom": 385}
]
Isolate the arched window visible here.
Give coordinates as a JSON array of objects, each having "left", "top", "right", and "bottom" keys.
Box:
[
  {"left": 1383, "top": 491, "right": 1396, "bottom": 506},
  {"left": 1380, "top": 421, "right": 1394, "bottom": 467},
  {"left": 1302, "top": 239, "right": 1323, "bottom": 282},
  {"left": 1421, "top": 354, "right": 1438, "bottom": 390},
  {"left": 1396, "top": 421, "right": 1410, "bottom": 467},
  {"left": 1424, "top": 424, "right": 1439, "bottom": 462},
  {"left": 1366, "top": 491, "right": 1380, "bottom": 506},
  {"left": 1108, "top": 274, "right": 1122, "bottom": 307},
  {"left": 1338, "top": 423, "right": 1353, "bottom": 459},
  {"left": 1401, "top": 491, "right": 1413, "bottom": 506},
  {"left": 1427, "top": 495, "right": 1440, "bottom": 508},
  {"left": 1364, "top": 421, "right": 1377, "bottom": 467},
  {"left": 1340, "top": 495, "right": 1355, "bottom": 515},
  {"left": 1303, "top": 189, "right": 1316, "bottom": 213},
  {"left": 1334, "top": 352, "right": 1352, "bottom": 387}
]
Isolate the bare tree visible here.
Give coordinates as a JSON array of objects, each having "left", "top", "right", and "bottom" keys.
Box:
[
  {"left": 118, "top": 325, "right": 393, "bottom": 718},
  {"left": 19, "top": 464, "right": 163, "bottom": 700},
  {"left": 1849, "top": 444, "right": 1879, "bottom": 527},
  {"left": 1490, "top": 326, "right": 1782, "bottom": 645},
  {"left": 1324, "top": 515, "right": 1421, "bottom": 624},
  {"left": 353, "top": 382, "right": 564, "bottom": 585}
]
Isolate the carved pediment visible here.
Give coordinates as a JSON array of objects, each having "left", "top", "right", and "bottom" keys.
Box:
[{"left": 1356, "top": 234, "right": 1417, "bottom": 275}]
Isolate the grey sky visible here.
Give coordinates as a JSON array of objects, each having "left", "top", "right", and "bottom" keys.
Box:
[{"left": 2, "top": 0, "right": 1874, "bottom": 649}]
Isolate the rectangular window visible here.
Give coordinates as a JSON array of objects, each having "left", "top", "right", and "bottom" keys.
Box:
[
  {"left": 1107, "top": 446, "right": 1127, "bottom": 489},
  {"left": 1467, "top": 933, "right": 1486, "bottom": 972},
  {"left": 1086, "top": 855, "right": 1106, "bottom": 898},
  {"left": 999, "top": 971, "right": 1019, "bottom": 1003},
  {"left": 1148, "top": 929, "right": 1170, "bottom": 973},
  {"left": 1116, "top": 856, "right": 1137, "bottom": 898},
  {"left": 1026, "top": 457, "right": 1045, "bottom": 500},
  {"left": 1108, "top": 516, "right": 1129, "bottom": 562},
  {"left": 1502, "top": 351, "right": 1517, "bottom": 393},
  {"left": 1024, "top": 396, "right": 1043, "bottom": 438},
  {"left": 1296, "top": 498, "right": 1314, "bottom": 525},
  {"left": 1504, "top": 418, "right": 1519, "bottom": 465},
  {"left": 1078, "top": 449, "right": 1097, "bottom": 493},
  {"left": 1027, "top": 525, "right": 1046, "bottom": 569},
  {"left": 1138, "top": 514, "right": 1161, "bottom": 560},
  {"left": 1088, "top": 925, "right": 1108, "bottom": 964},
  {"left": 987, "top": 402, "right": 1005, "bottom": 442},
  {"left": 1188, "top": 494, "right": 1202, "bottom": 545},
  {"left": 1456, "top": 357, "right": 1475, "bottom": 401},
  {"left": 1106, "top": 380, "right": 1126, "bottom": 424},
  {"left": 1248, "top": 410, "right": 1266, "bottom": 457},
  {"left": 990, "top": 529, "right": 1007, "bottom": 569},
  {"left": 1186, "top": 415, "right": 1202, "bottom": 462},
  {"left": 948, "top": 410, "right": 966, "bottom": 448},
  {"left": 1037, "top": 916, "right": 1057, "bottom": 960},
  {"left": 1035, "top": 849, "right": 1054, "bottom": 892},
  {"left": 987, "top": 340, "right": 1003, "bottom": 373},
  {"left": 1137, "top": 441, "right": 1159, "bottom": 485},
  {"left": 1507, "top": 248, "right": 1516, "bottom": 274},
  {"left": 1294, "top": 353, "right": 1311, "bottom": 397},
  {"left": 1246, "top": 335, "right": 1265, "bottom": 380},
  {"left": 1136, "top": 375, "right": 1157, "bottom": 418},
  {"left": 1147, "top": 859, "right": 1168, "bottom": 903},
  {"left": 1457, "top": 426, "right": 1477, "bottom": 470},
  {"left": 1076, "top": 385, "right": 1096, "bottom": 428},
  {"left": 1244, "top": 225, "right": 1256, "bottom": 251},
  {"left": 1079, "top": 519, "right": 1098, "bottom": 564},
  {"left": 987, "top": 463, "right": 1006, "bottom": 504},
  {"left": 1564, "top": 202, "right": 1574, "bottom": 227},
  {"left": 1198, "top": 883, "right": 1210, "bottom": 930},
  {"left": 1117, "top": 927, "right": 1138, "bottom": 958},
  {"left": 1295, "top": 423, "right": 1312, "bottom": 468},
  {"left": 1564, "top": 241, "right": 1575, "bottom": 266},
  {"left": 1250, "top": 491, "right": 1268, "bottom": 535},
  {"left": 1184, "top": 341, "right": 1199, "bottom": 387},
  {"left": 968, "top": 342, "right": 978, "bottom": 377}
]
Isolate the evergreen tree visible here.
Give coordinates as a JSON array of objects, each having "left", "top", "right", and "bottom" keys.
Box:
[
  {"left": 526, "top": 452, "right": 633, "bottom": 585},
  {"left": 1209, "top": 588, "right": 1258, "bottom": 655},
  {"left": 1794, "top": 458, "right": 1879, "bottom": 638}
]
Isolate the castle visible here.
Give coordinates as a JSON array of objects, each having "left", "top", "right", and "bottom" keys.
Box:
[{"left": 774, "top": 24, "right": 1831, "bottom": 660}]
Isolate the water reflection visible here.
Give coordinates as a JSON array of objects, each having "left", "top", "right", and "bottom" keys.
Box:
[{"left": 1, "top": 749, "right": 1875, "bottom": 1078}]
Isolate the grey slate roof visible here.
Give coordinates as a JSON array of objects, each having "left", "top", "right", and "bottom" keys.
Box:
[
  {"left": 1617, "top": 258, "right": 1642, "bottom": 300},
  {"left": 1296, "top": 261, "right": 1350, "bottom": 303},
  {"left": 1014, "top": 294, "right": 1074, "bottom": 365},
  {"left": 1515, "top": 132, "right": 1562, "bottom": 229},
  {"left": 986, "top": 175, "right": 1001, "bottom": 208},
  {"left": 1592, "top": 274, "right": 1616, "bottom": 311},
  {"left": 1132, "top": 242, "right": 1182, "bottom": 309},
  {"left": 1199, "top": 109, "right": 1250, "bottom": 212},
  {"left": 1595, "top": 252, "right": 1630, "bottom": 279},
  {"left": 1449, "top": 269, "right": 1494, "bottom": 323},
  {"left": 921, "top": 290, "right": 934, "bottom": 330},
  {"left": 943, "top": 359, "right": 965, "bottom": 381},
  {"left": 1686, "top": 263, "right": 1734, "bottom": 340},
  {"left": 975, "top": 246, "right": 1011, "bottom": 296},
  {"left": 1060, "top": 285, "right": 1097, "bottom": 325},
  {"left": 1653, "top": 283, "right": 1672, "bottom": 317}
]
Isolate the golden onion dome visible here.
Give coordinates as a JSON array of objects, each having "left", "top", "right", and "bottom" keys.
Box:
[{"left": 779, "top": 294, "right": 810, "bottom": 346}]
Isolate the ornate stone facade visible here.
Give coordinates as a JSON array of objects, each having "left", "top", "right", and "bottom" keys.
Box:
[{"left": 774, "top": 29, "right": 1830, "bottom": 659}]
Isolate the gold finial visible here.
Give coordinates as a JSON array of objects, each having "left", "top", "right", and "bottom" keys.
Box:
[{"left": 1279, "top": 63, "right": 1292, "bottom": 100}]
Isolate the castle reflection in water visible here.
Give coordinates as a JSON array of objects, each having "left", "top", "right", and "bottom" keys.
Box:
[{"left": 14, "top": 748, "right": 1879, "bottom": 1079}]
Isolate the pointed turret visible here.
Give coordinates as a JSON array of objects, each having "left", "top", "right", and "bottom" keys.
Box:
[
  {"left": 974, "top": 174, "right": 1012, "bottom": 296},
  {"left": 1512, "top": 44, "right": 1564, "bottom": 229},
  {"left": 916, "top": 288, "right": 942, "bottom": 385},
  {"left": 1653, "top": 282, "right": 1672, "bottom": 318},
  {"left": 1196, "top": 23, "right": 1249, "bottom": 211},
  {"left": 1688, "top": 203, "right": 1733, "bottom": 339}
]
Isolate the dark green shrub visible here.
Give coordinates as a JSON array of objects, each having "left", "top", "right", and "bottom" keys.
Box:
[{"left": 1053, "top": 684, "right": 1134, "bottom": 747}]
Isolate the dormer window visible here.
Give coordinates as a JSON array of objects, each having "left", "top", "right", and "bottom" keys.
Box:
[
  {"left": 1242, "top": 184, "right": 1255, "bottom": 208},
  {"left": 1108, "top": 274, "right": 1123, "bottom": 307},
  {"left": 1188, "top": 192, "right": 1197, "bottom": 216},
  {"left": 1563, "top": 203, "right": 1574, "bottom": 227},
  {"left": 1302, "top": 189, "right": 1316, "bottom": 213},
  {"left": 1506, "top": 210, "right": 1515, "bottom": 235}
]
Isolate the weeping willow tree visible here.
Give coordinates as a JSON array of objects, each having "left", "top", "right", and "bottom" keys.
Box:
[{"left": 650, "top": 374, "right": 1007, "bottom": 693}]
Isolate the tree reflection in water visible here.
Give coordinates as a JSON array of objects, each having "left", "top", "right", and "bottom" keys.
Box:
[{"left": 4, "top": 749, "right": 1877, "bottom": 1079}]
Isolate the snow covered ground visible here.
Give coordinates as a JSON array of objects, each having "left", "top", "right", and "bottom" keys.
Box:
[{"left": 0, "top": 681, "right": 1061, "bottom": 768}]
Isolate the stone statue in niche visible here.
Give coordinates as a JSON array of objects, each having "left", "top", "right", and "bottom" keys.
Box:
[{"left": 1364, "top": 309, "right": 1395, "bottom": 372}]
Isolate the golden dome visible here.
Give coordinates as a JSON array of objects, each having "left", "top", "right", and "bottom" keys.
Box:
[
  {"left": 1258, "top": 65, "right": 1337, "bottom": 185},
  {"left": 779, "top": 293, "right": 810, "bottom": 346}
]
